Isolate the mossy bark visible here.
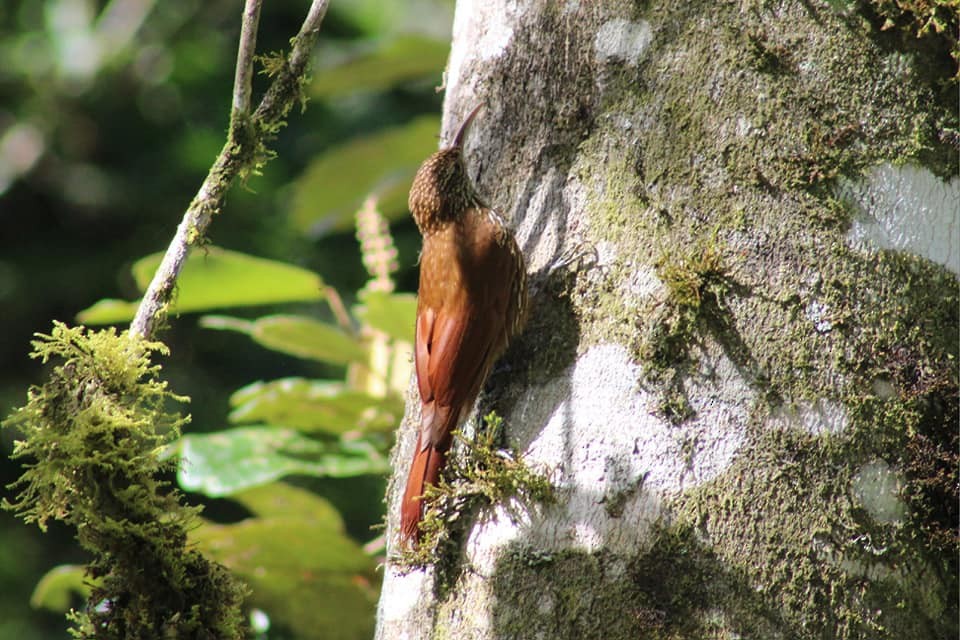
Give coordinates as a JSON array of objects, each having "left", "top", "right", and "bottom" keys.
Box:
[{"left": 376, "top": 1, "right": 958, "bottom": 639}]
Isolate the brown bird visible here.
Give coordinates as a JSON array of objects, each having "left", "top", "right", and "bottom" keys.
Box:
[{"left": 401, "top": 105, "right": 528, "bottom": 544}]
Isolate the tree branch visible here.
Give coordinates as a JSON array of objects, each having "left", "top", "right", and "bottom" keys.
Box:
[
  {"left": 129, "top": 0, "right": 331, "bottom": 339},
  {"left": 231, "top": 0, "right": 262, "bottom": 117}
]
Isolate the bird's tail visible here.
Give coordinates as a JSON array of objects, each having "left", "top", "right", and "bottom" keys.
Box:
[{"left": 400, "top": 432, "right": 447, "bottom": 545}]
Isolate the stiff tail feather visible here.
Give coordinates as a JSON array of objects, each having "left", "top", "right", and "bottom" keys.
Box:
[{"left": 400, "top": 434, "right": 447, "bottom": 544}]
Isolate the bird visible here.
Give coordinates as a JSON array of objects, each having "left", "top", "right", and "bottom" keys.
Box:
[{"left": 400, "top": 104, "right": 528, "bottom": 545}]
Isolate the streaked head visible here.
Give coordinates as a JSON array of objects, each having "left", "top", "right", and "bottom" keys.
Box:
[{"left": 408, "top": 105, "right": 483, "bottom": 231}]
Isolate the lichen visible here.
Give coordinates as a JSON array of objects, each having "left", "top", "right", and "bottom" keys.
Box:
[
  {"left": 540, "top": 1, "right": 956, "bottom": 637},
  {"left": 672, "top": 427, "right": 955, "bottom": 639},
  {"left": 402, "top": 1, "right": 957, "bottom": 638},
  {"left": 3, "top": 322, "right": 248, "bottom": 639}
]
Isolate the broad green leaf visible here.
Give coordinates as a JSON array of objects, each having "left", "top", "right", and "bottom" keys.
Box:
[
  {"left": 77, "top": 247, "right": 325, "bottom": 324},
  {"left": 201, "top": 314, "right": 366, "bottom": 364},
  {"left": 312, "top": 36, "right": 448, "bottom": 98},
  {"left": 332, "top": 0, "right": 453, "bottom": 37},
  {"left": 192, "top": 518, "right": 371, "bottom": 574},
  {"left": 76, "top": 298, "right": 140, "bottom": 324},
  {"left": 229, "top": 378, "right": 404, "bottom": 434},
  {"left": 191, "top": 516, "right": 376, "bottom": 640},
  {"left": 353, "top": 290, "right": 416, "bottom": 342},
  {"left": 289, "top": 116, "right": 440, "bottom": 236},
  {"left": 231, "top": 482, "right": 345, "bottom": 528},
  {"left": 178, "top": 426, "right": 389, "bottom": 497},
  {"left": 30, "top": 564, "right": 91, "bottom": 611}
]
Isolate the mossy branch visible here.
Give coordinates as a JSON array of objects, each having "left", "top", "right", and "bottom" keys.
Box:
[
  {"left": 130, "top": 0, "right": 331, "bottom": 339},
  {"left": 2, "top": 2, "right": 333, "bottom": 635},
  {"left": 4, "top": 323, "right": 248, "bottom": 638}
]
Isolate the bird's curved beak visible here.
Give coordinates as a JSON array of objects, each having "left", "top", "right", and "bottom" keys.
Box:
[{"left": 452, "top": 103, "right": 483, "bottom": 148}]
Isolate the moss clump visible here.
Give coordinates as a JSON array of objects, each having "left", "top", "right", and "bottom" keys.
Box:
[
  {"left": 640, "top": 240, "right": 732, "bottom": 422},
  {"left": 398, "top": 412, "right": 554, "bottom": 570},
  {"left": 4, "top": 322, "right": 247, "bottom": 639},
  {"left": 862, "top": 0, "right": 960, "bottom": 73}
]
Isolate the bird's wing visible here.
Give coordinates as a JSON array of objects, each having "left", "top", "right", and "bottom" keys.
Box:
[
  {"left": 414, "top": 305, "right": 435, "bottom": 404},
  {"left": 415, "top": 214, "right": 514, "bottom": 448}
]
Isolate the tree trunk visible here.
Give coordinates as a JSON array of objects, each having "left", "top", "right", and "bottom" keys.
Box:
[{"left": 376, "top": 1, "right": 958, "bottom": 638}]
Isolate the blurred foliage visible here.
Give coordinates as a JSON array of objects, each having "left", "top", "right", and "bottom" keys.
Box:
[
  {"left": 191, "top": 484, "right": 379, "bottom": 640},
  {"left": 290, "top": 114, "right": 442, "bottom": 235},
  {"left": 0, "top": 0, "right": 453, "bottom": 637},
  {"left": 156, "top": 202, "right": 413, "bottom": 639},
  {"left": 77, "top": 248, "right": 328, "bottom": 324},
  {"left": 312, "top": 35, "right": 450, "bottom": 98}
]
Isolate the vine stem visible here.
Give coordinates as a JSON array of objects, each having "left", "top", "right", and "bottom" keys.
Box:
[{"left": 129, "top": 0, "right": 331, "bottom": 339}]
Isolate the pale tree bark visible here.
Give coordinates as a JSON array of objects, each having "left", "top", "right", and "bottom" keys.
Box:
[{"left": 376, "top": 1, "right": 958, "bottom": 639}]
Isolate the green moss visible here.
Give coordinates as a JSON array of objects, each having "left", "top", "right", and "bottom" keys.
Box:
[
  {"left": 484, "top": 523, "right": 815, "bottom": 639},
  {"left": 4, "top": 322, "right": 248, "bottom": 639},
  {"left": 539, "top": 2, "right": 959, "bottom": 637},
  {"left": 672, "top": 427, "right": 956, "bottom": 639},
  {"left": 637, "top": 239, "right": 736, "bottom": 421},
  {"left": 862, "top": 0, "right": 960, "bottom": 74},
  {"left": 396, "top": 412, "right": 554, "bottom": 571},
  {"left": 566, "top": 0, "right": 956, "bottom": 391}
]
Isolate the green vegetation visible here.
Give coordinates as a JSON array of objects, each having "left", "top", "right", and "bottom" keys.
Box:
[
  {"left": 4, "top": 323, "right": 248, "bottom": 638},
  {"left": 0, "top": 0, "right": 456, "bottom": 637},
  {"left": 399, "top": 412, "right": 555, "bottom": 571}
]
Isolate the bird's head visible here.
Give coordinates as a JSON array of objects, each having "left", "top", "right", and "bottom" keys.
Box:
[{"left": 408, "top": 105, "right": 482, "bottom": 231}]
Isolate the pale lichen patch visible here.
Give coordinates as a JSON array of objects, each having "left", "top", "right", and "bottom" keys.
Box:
[
  {"left": 838, "top": 163, "right": 960, "bottom": 275},
  {"left": 593, "top": 19, "right": 653, "bottom": 66},
  {"left": 768, "top": 398, "right": 850, "bottom": 436},
  {"left": 502, "top": 343, "right": 750, "bottom": 556},
  {"left": 852, "top": 459, "right": 908, "bottom": 525}
]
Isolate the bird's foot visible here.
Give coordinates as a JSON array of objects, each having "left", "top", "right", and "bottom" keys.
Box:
[{"left": 548, "top": 241, "right": 599, "bottom": 277}]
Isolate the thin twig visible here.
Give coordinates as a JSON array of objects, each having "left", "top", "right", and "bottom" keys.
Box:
[
  {"left": 129, "top": 0, "right": 330, "bottom": 339},
  {"left": 325, "top": 286, "right": 356, "bottom": 336},
  {"left": 231, "top": 0, "right": 263, "bottom": 116}
]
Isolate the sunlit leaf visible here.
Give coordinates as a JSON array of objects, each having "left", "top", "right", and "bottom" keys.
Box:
[
  {"left": 201, "top": 314, "right": 366, "bottom": 364},
  {"left": 289, "top": 116, "right": 440, "bottom": 236},
  {"left": 30, "top": 564, "right": 91, "bottom": 612},
  {"left": 353, "top": 290, "right": 416, "bottom": 343},
  {"left": 332, "top": 0, "right": 453, "bottom": 37},
  {"left": 229, "top": 378, "right": 404, "bottom": 434},
  {"left": 231, "top": 482, "right": 345, "bottom": 527},
  {"left": 191, "top": 515, "right": 376, "bottom": 640},
  {"left": 178, "top": 426, "right": 389, "bottom": 497},
  {"left": 75, "top": 299, "right": 141, "bottom": 324},
  {"left": 77, "top": 247, "right": 325, "bottom": 324},
  {"left": 312, "top": 35, "right": 448, "bottom": 98}
]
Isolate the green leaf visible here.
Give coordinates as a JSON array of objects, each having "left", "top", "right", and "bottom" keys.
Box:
[
  {"left": 178, "top": 426, "right": 389, "bottom": 497},
  {"left": 30, "top": 564, "right": 91, "bottom": 612},
  {"left": 201, "top": 314, "right": 366, "bottom": 364},
  {"left": 231, "top": 482, "right": 345, "bottom": 528},
  {"left": 229, "top": 378, "right": 405, "bottom": 434},
  {"left": 190, "top": 515, "right": 376, "bottom": 640},
  {"left": 331, "top": 0, "right": 453, "bottom": 37},
  {"left": 353, "top": 290, "right": 416, "bottom": 342},
  {"left": 289, "top": 116, "right": 440, "bottom": 236},
  {"left": 77, "top": 247, "right": 325, "bottom": 324},
  {"left": 75, "top": 298, "right": 141, "bottom": 324},
  {"left": 312, "top": 35, "right": 449, "bottom": 98}
]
